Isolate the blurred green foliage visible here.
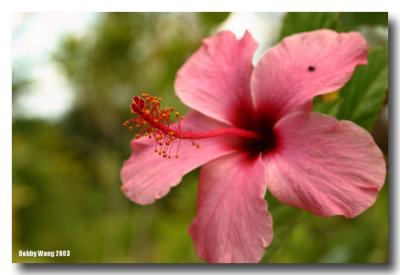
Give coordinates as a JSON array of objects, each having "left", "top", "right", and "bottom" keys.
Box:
[
  {"left": 13, "top": 12, "right": 388, "bottom": 263},
  {"left": 314, "top": 47, "right": 388, "bottom": 131}
]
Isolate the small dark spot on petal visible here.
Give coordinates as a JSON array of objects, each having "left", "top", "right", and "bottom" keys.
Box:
[{"left": 308, "top": 66, "right": 315, "bottom": 72}]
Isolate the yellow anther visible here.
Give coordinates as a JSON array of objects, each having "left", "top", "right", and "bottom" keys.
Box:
[{"left": 168, "top": 131, "right": 175, "bottom": 136}]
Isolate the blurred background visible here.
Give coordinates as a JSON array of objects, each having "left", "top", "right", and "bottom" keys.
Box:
[{"left": 12, "top": 12, "right": 388, "bottom": 263}]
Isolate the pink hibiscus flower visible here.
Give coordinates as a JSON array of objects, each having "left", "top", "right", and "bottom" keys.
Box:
[{"left": 121, "top": 29, "right": 386, "bottom": 263}]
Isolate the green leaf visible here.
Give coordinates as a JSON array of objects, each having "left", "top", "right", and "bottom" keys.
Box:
[
  {"left": 338, "top": 12, "right": 388, "bottom": 31},
  {"left": 279, "top": 12, "right": 388, "bottom": 40},
  {"left": 314, "top": 46, "right": 388, "bottom": 132},
  {"left": 337, "top": 47, "right": 388, "bottom": 130},
  {"left": 279, "top": 12, "right": 340, "bottom": 40}
]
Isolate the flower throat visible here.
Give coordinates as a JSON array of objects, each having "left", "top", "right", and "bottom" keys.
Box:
[{"left": 123, "top": 93, "right": 262, "bottom": 159}]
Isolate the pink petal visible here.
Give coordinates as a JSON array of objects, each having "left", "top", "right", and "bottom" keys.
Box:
[
  {"left": 189, "top": 153, "right": 273, "bottom": 263},
  {"left": 264, "top": 111, "right": 386, "bottom": 218},
  {"left": 175, "top": 30, "right": 258, "bottom": 127},
  {"left": 251, "top": 30, "right": 368, "bottom": 122},
  {"left": 120, "top": 111, "right": 238, "bottom": 205}
]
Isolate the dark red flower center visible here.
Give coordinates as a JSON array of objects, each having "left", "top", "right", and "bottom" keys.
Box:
[{"left": 240, "top": 124, "right": 276, "bottom": 157}]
